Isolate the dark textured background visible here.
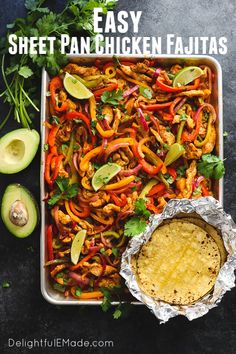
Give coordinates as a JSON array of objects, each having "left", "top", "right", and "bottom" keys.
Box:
[{"left": 0, "top": 1, "right": 236, "bottom": 353}]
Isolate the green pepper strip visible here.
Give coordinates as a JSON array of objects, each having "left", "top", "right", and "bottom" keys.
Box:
[
  {"left": 158, "top": 172, "right": 170, "bottom": 189},
  {"left": 64, "top": 132, "right": 75, "bottom": 165},
  {"left": 102, "top": 231, "right": 120, "bottom": 239},
  {"left": 194, "top": 115, "right": 212, "bottom": 147},
  {"left": 139, "top": 179, "right": 158, "bottom": 199},
  {"left": 176, "top": 121, "right": 186, "bottom": 144}
]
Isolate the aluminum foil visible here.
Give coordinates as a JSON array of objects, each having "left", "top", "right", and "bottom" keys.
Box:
[{"left": 120, "top": 197, "right": 236, "bottom": 323}]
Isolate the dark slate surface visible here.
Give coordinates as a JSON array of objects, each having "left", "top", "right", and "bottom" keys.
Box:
[{"left": 0, "top": 1, "right": 236, "bottom": 353}]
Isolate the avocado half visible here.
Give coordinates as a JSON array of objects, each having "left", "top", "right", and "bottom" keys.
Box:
[
  {"left": 1, "top": 184, "right": 39, "bottom": 238},
  {"left": 0, "top": 128, "right": 40, "bottom": 174}
]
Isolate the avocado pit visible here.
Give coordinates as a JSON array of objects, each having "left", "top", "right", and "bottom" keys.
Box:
[{"left": 9, "top": 200, "right": 29, "bottom": 226}]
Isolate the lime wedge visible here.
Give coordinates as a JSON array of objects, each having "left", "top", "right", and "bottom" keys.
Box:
[
  {"left": 173, "top": 66, "right": 204, "bottom": 87},
  {"left": 71, "top": 229, "right": 87, "bottom": 265},
  {"left": 92, "top": 163, "right": 121, "bottom": 192},
  {"left": 63, "top": 72, "right": 93, "bottom": 99},
  {"left": 164, "top": 143, "right": 185, "bottom": 166}
]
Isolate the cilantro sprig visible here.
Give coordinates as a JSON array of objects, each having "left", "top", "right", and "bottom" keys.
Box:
[
  {"left": 197, "top": 154, "right": 225, "bottom": 179},
  {"left": 0, "top": 0, "right": 118, "bottom": 130},
  {"left": 48, "top": 176, "right": 79, "bottom": 206},
  {"left": 101, "top": 89, "right": 123, "bottom": 106}
]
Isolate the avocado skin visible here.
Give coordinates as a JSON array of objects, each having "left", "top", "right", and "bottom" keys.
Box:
[{"left": 1, "top": 183, "right": 40, "bottom": 238}]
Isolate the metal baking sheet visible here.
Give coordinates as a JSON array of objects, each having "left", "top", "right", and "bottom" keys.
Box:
[{"left": 40, "top": 55, "right": 223, "bottom": 305}]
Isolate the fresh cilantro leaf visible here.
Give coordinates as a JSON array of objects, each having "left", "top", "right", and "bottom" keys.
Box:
[
  {"left": 139, "top": 87, "right": 152, "bottom": 99},
  {"left": 163, "top": 173, "right": 174, "bottom": 184},
  {"left": 176, "top": 165, "right": 187, "bottom": 180},
  {"left": 100, "top": 247, "right": 106, "bottom": 254},
  {"left": 192, "top": 185, "right": 202, "bottom": 196},
  {"left": 2, "top": 281, "right": 10, "bottom": 288},
  {"left": 75, "top": 286, "right": 82, "bottom": 297},
  {"left": 43, "top": 143, "right": 49, "bottom": 151},
  {"left": 51, "top": 115, "right": 60, "bottom": 125},
  {"left": 180, "top": 113, "right": 187, "bottom": 121},
  {"left": 197, "top": 154, "right": 225, "bottom": 180},
  {"left": 113, "top": 307, "right": 122, "bottom": 319},
  {"left": 163, "top": 143, "right": 170, "bottom": 150},
  {"left": 135, "top": 199, "right": 151, "bottom": 218},
  {"left": 124, "top": 218, "right": 147, "bottom": 237},
  {"left": 100, "top": 287, "right": 112, "bottom": 312},
  {"left": 223, "top": 131, "right": 228, "bottom": 138},
  {"left": 53, "top": 283, "right": 66, "bottom": 293},
  {"left": 48, "top": 177, "right": 79, "bottom": 206},
  {"left": 18, "top": 65, "right": 33, "bottom": 78},
  {"left": 101, "top": 89, "right": 123, "bottom": 106},
  {"left": 93, "top": 162, "right": 102, "bottom": 170},
  {"left": 91, "top": 120, "right": 97, "bottom": 135}
]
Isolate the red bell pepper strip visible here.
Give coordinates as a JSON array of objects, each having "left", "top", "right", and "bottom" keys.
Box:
[
  {"left": 169, "top": 97, "right": 182, "bottom": 116},
  {"left": 140, "top": 101, "right": 173, "bottom": 111},
  {"left": 139, "top": 158, "right": 163, "bottom": 175},
  {"left": 65, "top": 111, "right": 91, "bottom": 131},
  {"left": 110, "top": 192, "right": 127, "bottom": 207},
  {"left": 201, "top": 182, "right": 210, "bottom": 196},
  {"left": 45, "top": 153, "right": 54, "bottom": 186},
  {"left": 47, "top": 225, "right": 54, "bottom": 262},
  {"left": 156, "top": 77, "right": 200, "bottom": 93},
  {"left": 167, "top": 167, "right": 177, "bottom": 181},
  {"left": 69, "top": 247, "right": 100, "bottom": 271},
  {"left": 48, "top": 125, "right": 59, "bottom": 155},
  {"left": 93, "top": 83, "right": 118, "bottom": 97},
  {"left": 69, "top": 200, "right": 90, "bottom": 218},
  {"left": 51, "top": 154, "right": 64, "bottom": 181},
  {"left": 182, "top": 105, "right": 203, "bottom": 142},
  {"left": 49, "top": 76, "right": 68, "bottom": 112},
  {"left": 148, "top": 183, "right": 166, "bottom": 197}
]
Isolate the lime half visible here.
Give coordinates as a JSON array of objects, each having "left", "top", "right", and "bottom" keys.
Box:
[
  {"left": 92, "top": 163, "right": 121, "bottom": 191},
  {"left": 173, "top": 66, "right": 204, "bottom": 87},
  {"left": 63, "top": 72, "right": 93, "bottom": 99},
  {"left": 71, "top": 229, "right": 87, "bottom": 265}
]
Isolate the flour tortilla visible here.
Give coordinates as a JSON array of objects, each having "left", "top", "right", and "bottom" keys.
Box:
[{"left": 134, "top": 221, "right": 221, "bottom": 305}]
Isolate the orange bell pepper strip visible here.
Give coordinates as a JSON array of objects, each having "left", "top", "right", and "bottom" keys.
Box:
[
  {"left": 52, "top": 154, "right": 64, "bottom": 181},
  {"left": 48, "top": 125, "right": 59, "bottom": 155},
  {"left": 148, "top": 183, "right": 166, "bottom": 197},
  {"left": 89, "top": 96, "right": 114, "bottom": 138},
  {"left": 116, "top": 68, "right": 151, "bottom": 89},
  {"left": 69, "top": 247, "right": 100, "bottom": 271},
  {"left": 93, "top": 83, "right": 118, "bottom": 97},
  {"left": 140, "top": 101, "right": 173, "bottom": 111},
  {"left": 69, "top": 201, "right": 90, "bottom": 218},
  {"left": 90, "top": 212, "right": 114, "bottom": 225},
  {"left": 182, "top": 109, "right": 202, "bottom": 142},
  {"left": 102, "top": 176, "right": 135, "bottom": 191},
  {"left": 201, "top": 181, "right": 210, "bottom": 196},
  {"left": 79, "top": 146, "right": 103, "bottom": 172},
  {"left": 49, "top": 76, "right": 68, "bottom": 112},
  {"left": 156, "top": 77, "right": 200, "bottom": 93},
  {"left": 47, "top": 225, "right": 54, "bottom": 262},
  {"left": 71, "top": 287, "right": 104, "bottom": 299},
  {"left": 110, "top": 193, "right": 127, "bottom": 207},
  {"left": 45, "top": 153, "right": 54, "bottom": 185}
]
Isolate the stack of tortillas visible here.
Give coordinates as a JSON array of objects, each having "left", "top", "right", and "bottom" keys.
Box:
[{"left": 132, "top": 217, "right": 227, "bottom": 305}]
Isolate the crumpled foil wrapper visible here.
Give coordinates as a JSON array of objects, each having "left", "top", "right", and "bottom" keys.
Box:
[{"left": 120, "top": 197, "right": 236, "bottom": 323}]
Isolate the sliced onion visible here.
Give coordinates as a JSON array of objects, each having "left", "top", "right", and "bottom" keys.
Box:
[
  {"left": 195, "top": 176, "right": 204, "bottom": 188},
  {"left": 123, "top": 85, "right": 139, "bottom": 98},
  {"left": 97, "top": 138, "right": 108, "bottom": 161},
  {"left": 104, "top": 142, "right": 129, "bottom": 161},
  {"left": 174, "top": 97, "right": 187, "bottom": 114},
  {"left": 153, "top": 68, "right": 162, "bottom": 78},
  {"left": 68, "top": 272, "right": 89, "bottom": 286},
  {"left": 119, "top": 164, "right": 142, "bottom": 177},
  {"left": 73, "top": 153, "right": 80, "bottom": 173},
  {"left": 116, "top": 210, "right": 134, "bottom": 228},
  {"left": 137, "top": 108, "right": 149, "bottom": 131}
]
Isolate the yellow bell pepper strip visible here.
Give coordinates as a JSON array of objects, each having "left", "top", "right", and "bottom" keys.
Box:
[
  {"left": 194, "top": 104, "right": 216, "bottom": 147},
  {"left": 90, "top": 212, "right": 114, "bottom": 225},
  {"left": 81, "top": 176, "right": 93, "bottom": 190},
  {"left": 105, "top": 65, "right": 116, "bottom": 78},
  {"left": 116, "top": 68, "right": 151, "bottom": 89},
  {"left": 102, "top": 230, "right": 120, "bottom": 239},
  {"left": 64, "top": 132, "right": 75, "bottom": 165},
  {"left": 71, "top": 287, "right": 104, "bottom": 299},
  {"left": 89, "top": 96, "right": 114, "bottom": 138},
  {"left": 176, "top": 121, "right": 186, "bottom": 144},
  {"left": 138, "top": 179, "right": 158, "bottom": 199},
  {"left": 79, "top": 146, "right": 102, "bottom": 171},
  {"left": 102, "top": 176, "right": 135, "bottom": 190}
]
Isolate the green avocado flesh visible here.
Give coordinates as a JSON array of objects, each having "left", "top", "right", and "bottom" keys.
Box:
[
  {"left": 0, "top": 128, "right": 40, "bottom": 174},
  {"left": 1, "top": 184, "right": 39, "bottom": 238}
]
